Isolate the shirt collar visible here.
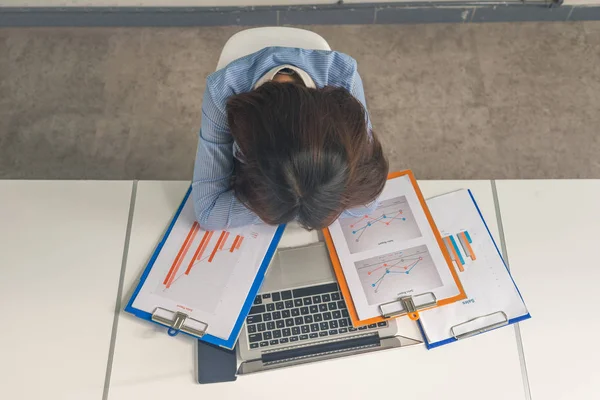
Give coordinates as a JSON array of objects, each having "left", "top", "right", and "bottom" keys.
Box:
[{"left": 253, "top": 64, "right": 316, "bottom": 89}]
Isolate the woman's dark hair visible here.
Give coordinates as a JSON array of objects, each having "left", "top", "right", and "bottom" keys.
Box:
[{"left": 227, "top": 81, "right": 388, "bottom": 230}]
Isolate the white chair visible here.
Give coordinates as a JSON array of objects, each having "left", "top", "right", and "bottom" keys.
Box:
[{"left": 216, "top": 27, "right": 331, "bottom": 71}]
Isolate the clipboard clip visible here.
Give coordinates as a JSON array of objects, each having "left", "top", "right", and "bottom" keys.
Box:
[
  {"left": 450, "top": 311, "right": 509, "bottom": 340},
  {"left": 378, "top": 292, "right": 437, "bottom": 321},
  {"left": 151, "top": 307, "right": 208, "bottom": 338}
]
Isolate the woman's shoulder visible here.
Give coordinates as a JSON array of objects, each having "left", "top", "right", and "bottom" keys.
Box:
[
  {"left": 213, "top": 46, "right": 357, "bottom": 70},
  {"left": 206, "top": 47, "right": 358, "bottom": 93}
]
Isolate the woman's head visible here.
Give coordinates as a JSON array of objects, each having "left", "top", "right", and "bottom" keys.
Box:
[{"left": 227, "top": 81, "right": 388, "bottom": 230}]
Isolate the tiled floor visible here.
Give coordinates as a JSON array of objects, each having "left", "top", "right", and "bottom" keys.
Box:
[{"left": 1, "top": 22, "right": 599, "bottom": 180}]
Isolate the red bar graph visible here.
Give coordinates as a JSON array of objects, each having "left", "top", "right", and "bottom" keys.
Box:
[
  {"left": 196, "top": 231, "right": 214, "bottom": 261},
  {"left": 208, "top": 231, "right": 228, "bottom": 263},
  {"left": 164, "top": 222, "right": 199, "bottom": 288},
  {"left": 185, "top": 231, "right": 213, "bottom": 275},
  {"left": 230, "top": 235, "right": 241, "bottom": 252},
  {"left": 218, "top": 231, "right": 230, "bottom": 250},
  {"left": 162, "top": 228, "right": 251, "bottom": 290}
]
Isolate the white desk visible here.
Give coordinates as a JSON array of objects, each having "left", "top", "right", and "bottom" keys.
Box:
[
  {"left": 14, "top": 179, "right": 595, "bottom": 399},
  {"left": 0, "top": 181, "right": 133, "bottom": 400},
  {"left": 496, "top": 180, "right": 600, "bottom": 400},
  {"left": 107, "top": 180, "right": 526, "bottom": 400}
]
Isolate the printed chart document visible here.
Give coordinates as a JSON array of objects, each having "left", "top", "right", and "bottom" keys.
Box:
[
  {"left": 325, "top": 171, "right": 466, "bottom": 325},
  {"left": 126, "top": 188, "right": 283, "bottom": 349},
  {"left": 419, "top": 189, "right": 530, "bottom": 348}
]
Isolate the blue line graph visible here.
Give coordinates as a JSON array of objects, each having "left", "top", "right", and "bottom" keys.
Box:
[
  {"left": 350, "top": 211, "right": 407, "bottom": 243},
  {"left": 340, "top": 196, "right": 422, "bottom": 254},
  {"left": 355, "top": 245, "right": 443, "bottom": 305},
  {"left": 369, "top": 257, "right": 422, "bottom": 293}
]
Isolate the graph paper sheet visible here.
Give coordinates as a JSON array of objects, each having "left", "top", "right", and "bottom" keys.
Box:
[
  {"left": 127, "top": 190, "right": 280, "bottom": 342},
  {"left": 326, "top": 171, "right": 465, "bottom": 323},
  {"left": 418, "top": 189, "right": 530, "bottom": 348}
]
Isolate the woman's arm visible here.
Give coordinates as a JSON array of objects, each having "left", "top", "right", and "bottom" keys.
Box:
[{"left": 192, "top": 84, "right": 260, "bottom": 231}]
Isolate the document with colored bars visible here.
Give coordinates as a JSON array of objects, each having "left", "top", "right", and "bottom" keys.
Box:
[
  {"left": 126, "top": 189, "right": 282, "bottom": 347},
  {"left": 418, "top": 189, "right": 530, "bottom": 348}
]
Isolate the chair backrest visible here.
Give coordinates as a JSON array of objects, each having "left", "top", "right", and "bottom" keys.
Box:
[{"left": 216, "top": 27, "right": 331, "bottom": 71}]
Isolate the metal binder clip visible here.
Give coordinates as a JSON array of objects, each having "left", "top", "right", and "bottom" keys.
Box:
[
  {"left": 168, "top": 312, "right": 187, "bottom": 336},
  {"left": 152, "top": 307, "right": 208, "bottom": 338},
  {"left": 378, "top": 292, "right": 437, "bottom": 321},
  {"left": 450, "top": 311, "right": 509, "bottom": 340}
]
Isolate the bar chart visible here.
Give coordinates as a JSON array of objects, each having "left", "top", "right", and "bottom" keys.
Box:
[
  {"left": 443, "top": 230, "right": 476, "bottom": 272},
  {"left": 162, "top": 227, "right": 245, "bottom": 289},
  {"left": 156, "top": 223, "right": 250, "bottom": 312}
]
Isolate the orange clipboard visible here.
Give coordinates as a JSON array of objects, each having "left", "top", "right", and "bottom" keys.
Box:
[{"left": 323, "top": 170, "right": 466, "bottom": 327}]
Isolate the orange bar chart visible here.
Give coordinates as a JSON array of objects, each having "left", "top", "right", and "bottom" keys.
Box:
[
  {"left": 218, "top": 231, "right": 230, "bottom": 250},
  {"left": 458, "top": 231, "right": 476, "bottom": 261},
  {"left": 208, "top": 231, "right": 228, "bottom": 263},
  {"left": 230, "top": 235, "right": 241, "bottom": 252},
  {"left": 185, "top": 231, "right": 213, "bottom": 275},
  {"left": 164, "top": 222, "right": 199, "bottom": 287},
  {"left": 229, "top": 235, "right": 244, "bottom": 253},
  {"left": 443, "top": 236, "right": 464, "bottom": 272},
  {"left": 197, "top": 231, "right": 214, "bottom": 261}
]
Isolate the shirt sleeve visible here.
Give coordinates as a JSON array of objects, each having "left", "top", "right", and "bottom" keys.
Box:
[{"left": 192, "top": 83, "right": 260, "bottom": 231}]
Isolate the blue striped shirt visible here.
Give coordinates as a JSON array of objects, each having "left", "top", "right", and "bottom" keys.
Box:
[{"left": 192, "top": 46, "right": 376, "bottom": 230}]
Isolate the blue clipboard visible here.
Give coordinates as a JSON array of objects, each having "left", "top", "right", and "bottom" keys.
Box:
[
  {"left": 419, "top": 189, "right": 531, "bottom": 349},
  {"left": 124, "top": 186, "right": 285, "bottom": 349}
]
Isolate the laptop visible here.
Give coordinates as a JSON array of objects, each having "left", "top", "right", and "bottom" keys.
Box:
[{"left": 236, "top": 223, "right": 422, "bottom": 375}]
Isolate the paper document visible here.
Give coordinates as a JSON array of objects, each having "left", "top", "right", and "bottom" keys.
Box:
[
  {"left": 418, "top": 189, "right": 530, "bottom": 348},
  {"left": 326, "top": 171, "right": 465, "bottom": 322},
  {"left": 128, "top": 192, "right": 280, "bottom": 342}
]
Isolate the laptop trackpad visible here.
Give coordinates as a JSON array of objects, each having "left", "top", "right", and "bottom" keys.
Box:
[{"left": 262, "top": 243, "right": 335, "bottom": 292}]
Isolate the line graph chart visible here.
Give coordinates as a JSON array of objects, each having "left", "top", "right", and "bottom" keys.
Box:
[
  {"left": 354, "top": 245, "right": 442, "bottom": 305},
  {"left": 155, "top": 224, "right": 250, "bottom": 312},
  {"left": 339, "top": 196, "right": 422, "bottom": 254}
]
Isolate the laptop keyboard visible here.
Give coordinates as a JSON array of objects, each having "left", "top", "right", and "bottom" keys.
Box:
[{"left": 245, "top": 282, "right": 388, "bottom": 350}]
